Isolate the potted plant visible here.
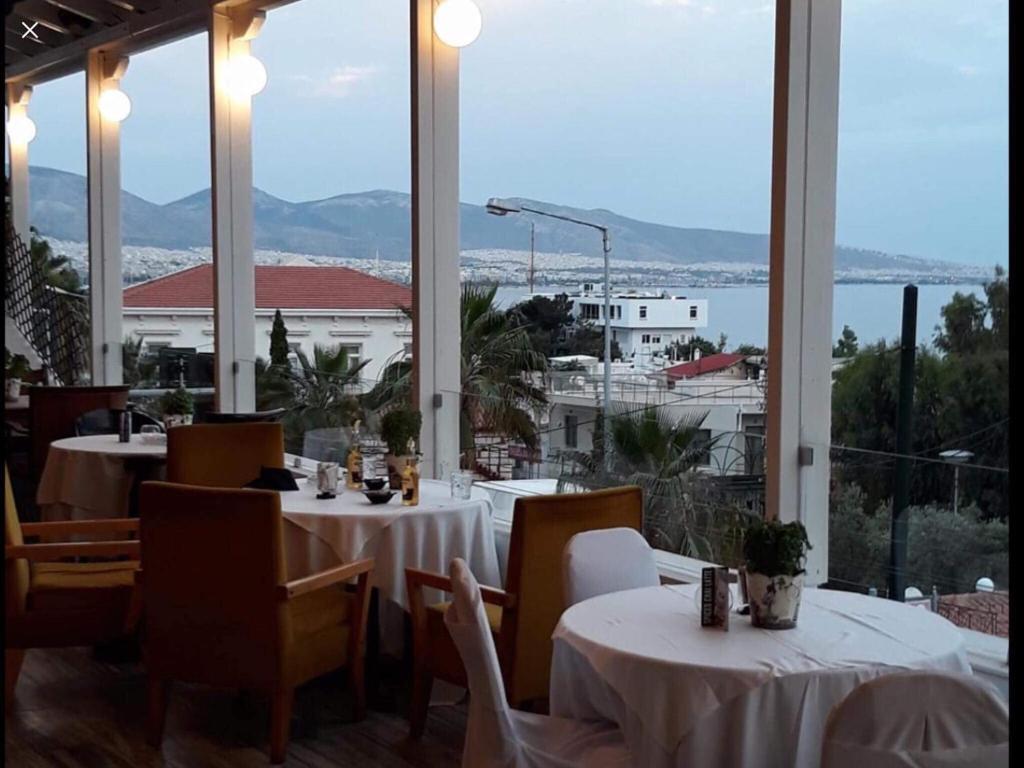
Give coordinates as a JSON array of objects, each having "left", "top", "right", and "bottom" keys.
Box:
[
  {"left": 159, "top": 387, "right": 195, "bottom": 430},
  {"left": 5, "top": 350, "right": 30, "bottom": 402},
  {"left": 742, "top": 518, "right": 812, "bottom": 629},
  {"left": 380, "top": 406, "right": 422, "bottom": 489}
]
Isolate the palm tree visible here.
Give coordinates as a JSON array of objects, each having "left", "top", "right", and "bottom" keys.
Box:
[
  {"left": 363, "top": 283, "right": 548, "bottom": 467},
  {"left": 558, "top": 405, "right": 752, "bottom": 561},
  {"left": 259, "top": 344, "right": 371, "bottom": 454}
]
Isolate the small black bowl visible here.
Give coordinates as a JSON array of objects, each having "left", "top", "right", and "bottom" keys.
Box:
[
  {"left": 364, "top": 478, "right": 386, "bottom": 491},
  {"left": 362, "top": 490, "right": 395, "bottom": 505}
]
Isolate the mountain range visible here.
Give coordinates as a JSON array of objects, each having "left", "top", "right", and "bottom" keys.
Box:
[{"left": 27, "top": 166, "right": 975, "bottom": 276}]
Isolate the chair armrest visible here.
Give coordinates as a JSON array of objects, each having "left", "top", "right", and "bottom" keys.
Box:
[
  {"left": 5, "top": 541, "right": 141, "bottom": 561},
  {"left": 20, "top": 518, "right": 139, "bottom": 538},
  {"left": 276, "top": 558, "right": 374, "bottom": 601},
  {"left": 405, "top": 568, "right": 516, "bottom": 609}
]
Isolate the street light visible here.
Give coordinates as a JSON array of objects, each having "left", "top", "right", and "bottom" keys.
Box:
[
  {"left": 939, "top": 449, "right": 973, "bottom": 515},
  {"left": 486, "top": 197, "right": 613, "bottom": 469}
]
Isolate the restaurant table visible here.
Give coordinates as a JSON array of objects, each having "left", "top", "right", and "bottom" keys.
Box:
[
  {"left": 550, "top": 583, "right": 972, "bottom": 768},
  {"left": 37, "top": 438, "right": 501, "bottom": 652},
  {"left": 36, "top": 434, "right": 167, "bottom": 523}
]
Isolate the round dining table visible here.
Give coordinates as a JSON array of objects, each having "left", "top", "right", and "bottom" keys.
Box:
[
  {"left": 550, "top": 583, "right": 972, "bottom": 768},
  {"left": 36, "top": 436, "right": 501, "bottom": 653},
  {"left": 37, "top": 434, "right": 168, "bottom": 522}
]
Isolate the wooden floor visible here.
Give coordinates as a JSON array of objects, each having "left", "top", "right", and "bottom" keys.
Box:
[{"left": 5, "top": 647, "right": 467, "bottom": 768}]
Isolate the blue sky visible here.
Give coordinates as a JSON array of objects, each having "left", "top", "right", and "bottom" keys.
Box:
[{"left": 22, "top": 0, "right": 1007, "bottom": 267}]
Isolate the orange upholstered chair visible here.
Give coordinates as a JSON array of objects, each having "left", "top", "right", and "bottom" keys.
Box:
[
  {"left": 165, "top": 422, "right": 285, "bottom": 487},
  {"left": 4, "top": 465, "right": 140, "bottom": 708},
  {"left": 405, "top": 485, "right": 643, "bottom": 736},
  {"left": 139, "top": 481, "right": 373, "bottom": 764}
]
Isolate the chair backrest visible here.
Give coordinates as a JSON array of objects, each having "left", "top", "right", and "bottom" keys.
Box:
[
  {"left": 75, "top": 408, "right": 163, "bottom": 436},
  {"left": 28, "top": 385, "right": 130, "bottom": 483},
  {"left": 562, "top": 527, "right": 660, "bottom": 607},
  {"left": 166, "top": 423, "right": 285, "bottom": 488},
  {"left": 822, "top": 671, "right": 1009, "bottom": 768},
  {"left": 4, "top": 465, "right": 29, "bottom": 617},
  {"left": 139, "top": 481, "right": 288, "bottom": 689},
  {"left": 444, "top": 558, "right": 521, "bottom": 768},
  {"left": 502, "top": 485, "right": 642, "bottom": 704},
  {"left": 202, "top": 409, "right": 286, "bottom": 424}
]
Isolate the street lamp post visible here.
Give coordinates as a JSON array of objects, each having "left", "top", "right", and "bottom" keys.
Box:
[
  {"left": 486, "top": 198, "right": 613, "bottom": 470},
  {"left": 939, "top": 449, "right": 974, "bottom": 515}
]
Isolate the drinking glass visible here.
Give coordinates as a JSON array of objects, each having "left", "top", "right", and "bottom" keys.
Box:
[
  {"left": 140, "top": 425, "right": 160, "bottom": 436},
  {"left": 450, "top": 470, "right": 473, "bottom": 500}
]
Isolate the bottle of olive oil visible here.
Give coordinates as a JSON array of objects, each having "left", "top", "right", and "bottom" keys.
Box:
[
  {"left": 346, "top": 421, "right": 363, "bottom": 490},
  {"left": 400, "top": 440, "right": 420, "bottom": 506}
]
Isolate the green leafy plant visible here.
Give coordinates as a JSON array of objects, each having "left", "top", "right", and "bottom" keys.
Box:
[
  {"left": 380, "top": 406, "right": 422, "bottom": 456},
  {"left": 5, "top": 349, "right": 30, "bottom": 379},
  {"left": 159, "top": 387, "right": 195, "bottom": 416},
  {"left": 743, "top": 518, "right": 812, "bottom": 577}
]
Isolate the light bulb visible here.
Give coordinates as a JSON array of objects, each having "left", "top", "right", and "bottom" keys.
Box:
[
  {"left": 226, "top": 54, "right": 268, "bottom": 98},
  {"left": 433, "top": 0, "right": 482, "bottom": 48},
  {"left": 6, "top": 114, "right": 37, "bottom": 144},
  {"left": 98, "top": 88, "right": 132, "bottom": 122}
]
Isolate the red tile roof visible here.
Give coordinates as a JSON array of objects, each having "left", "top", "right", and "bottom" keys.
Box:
[
  {"left": 123, "top": 264, "right": 411, "bottom": 311},
  {"left": 664, "top": 353, "right": 748, "bottom": 380}
]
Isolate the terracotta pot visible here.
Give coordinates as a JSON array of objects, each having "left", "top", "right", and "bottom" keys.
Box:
[
  {"left": 745, "top": 571, "right": 804, "bottom": 629},
  {"left": 384, "top": 453, "right": 415, "bottom": 490},
  {"left": 162, "top": 413, "right": 194, "bottom": 431}
]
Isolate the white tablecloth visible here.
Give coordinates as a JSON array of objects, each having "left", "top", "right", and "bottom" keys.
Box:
[
  {"left": 282, "top": 479, "right": 501, "bottom": 607},
  {"left": 550, "top": 583, "right": 971, "bottom": 768},
  {"left": 36, "top": 435, "right": 167, "bottom": 521}
]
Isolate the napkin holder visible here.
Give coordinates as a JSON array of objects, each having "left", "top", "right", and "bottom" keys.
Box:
[
  {"left": 315, "top": 462, "right": 339, "bottom": 499},
  {"left": 700, "top": 566, "right": 731, "bottom": 630}
]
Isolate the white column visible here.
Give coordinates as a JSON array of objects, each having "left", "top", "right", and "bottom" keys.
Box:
[
  {"left": 411, "top": 0, "right": 461, "bottom": 479},
  {"left": 765, "top": 0, "right": 842, "bottom": 584},
  {"left": 208, "top": 5, "right": 262, "bottom": 412},
  {"left": 85, "top": 51, "right": 127, "bottom": 386},
  {"left": 5, "top": 84, "right": 32, "bottom": 241}
]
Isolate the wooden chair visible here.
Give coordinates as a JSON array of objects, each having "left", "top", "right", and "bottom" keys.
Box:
[
  {"left": 166, "top": 422, "right": 285, "bottom": 488},
  {"left": 139, "top": 481, "right": 373, "bottom": 764},
  {"left": 28, "top": 385, "right": 130, "bottom": 487},
  {"left": 4, "top": 464, "right": 140, "bottom": 708},
  {"left": 405, "top": 485, "right": 643, "bottom": 737}
]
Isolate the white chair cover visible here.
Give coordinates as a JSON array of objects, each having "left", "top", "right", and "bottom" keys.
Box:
[
  {"left": 562, "top": 528, "right": 660, "bottom": 607},
  {"left": 821, "top": 671, "right": 1009, "bottom": 768},
  {"left": 444, "top": 558, "right": 634, "bottom": 768}
]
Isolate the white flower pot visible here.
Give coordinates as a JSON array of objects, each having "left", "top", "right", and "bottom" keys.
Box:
[
  {"left": 5, "top": 378, "right": 22, "bottom": 402},
  {"left": 745, "top": 571, "right": 804, "bottom": 630},
  {"left": 162, "top": 413, "right": 194, "bottom": 431}
]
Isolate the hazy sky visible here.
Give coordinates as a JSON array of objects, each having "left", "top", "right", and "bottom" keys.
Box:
[{"left": 22, "top": 0, "right": 1007, "bottom": 266}]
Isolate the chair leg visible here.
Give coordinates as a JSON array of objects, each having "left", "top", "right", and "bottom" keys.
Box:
[
  {"left": 408, "top": 664, "right": 433, "bottom": 739},
  {"left": 146, "top": 676, "right": 169, "bottom": 748},
  {"left": 269, "top": 688, "right": 294, "bottom": 765},
  {"left": 5, "top": 649, "right": 25, "bottom": 711}
]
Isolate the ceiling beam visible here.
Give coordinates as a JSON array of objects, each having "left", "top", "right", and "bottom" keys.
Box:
[
  {"left": 14, "top": 1, "right": 82, "bottom": 35},
  {"left": 5, "top": 29, "right": 52, "bottom": 56},
  {"left": 9, "top": 15, "right": 70, "bottom": 46},
  {"left": 41, "top": 0, "right": 129, "bottom": 26}
]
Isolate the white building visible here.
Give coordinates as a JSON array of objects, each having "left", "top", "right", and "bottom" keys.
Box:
[
  {"left": 122, "top": 264, "right": 412, "bottom": 388},
  {"left": 543, "top": 353, "right": 765, "bottom": 476},
  {"left": 539, "top": 284, "right": 708, "bottom": 366}
]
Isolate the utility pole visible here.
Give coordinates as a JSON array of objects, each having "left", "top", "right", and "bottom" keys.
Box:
[
  {"left": 889, "top": 285, "right": 917, "bottom": 602},
  {"left": 528, "top": 221, "right": 535, "bottom": 294}
]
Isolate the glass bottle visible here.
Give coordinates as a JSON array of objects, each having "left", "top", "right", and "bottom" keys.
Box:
[
  {"left": 401, "top": 442, "right": 420, "bottom": 506},
  {"left": 346, "top": 421, "right": 363, "bottom": 490}
]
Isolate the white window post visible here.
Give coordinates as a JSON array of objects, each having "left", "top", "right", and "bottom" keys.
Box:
[
  {"left": 208, "top": 4, "right": 263, "bottom": 412},
  {"left": 765, "top": 0, "right": 843, "bottom": 585},
  {"left": 5, "top": 83, "right": 32, "bottom": 241},
  {"left": 86, "top": 51, "right": 128, "bottom": 386},
  {"left": 411, "top": 0, "right": 461, "bottom": 479}
]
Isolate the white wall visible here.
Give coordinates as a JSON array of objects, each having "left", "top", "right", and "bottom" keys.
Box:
[{"left": 123, "top": 307, "right": 411, "bottom": 388}]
